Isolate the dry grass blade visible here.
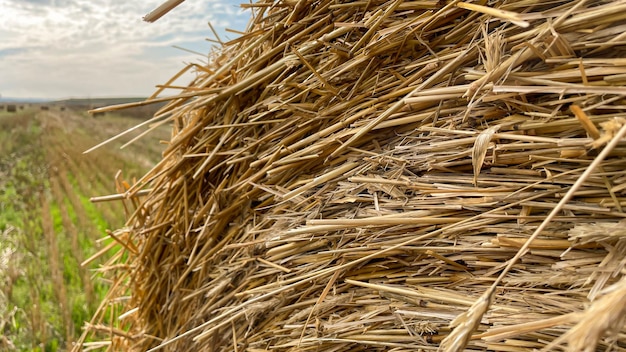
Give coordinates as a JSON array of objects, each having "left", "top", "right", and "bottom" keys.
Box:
[{"left": 471, "top": 125, "right": 499, "bottom": 186}]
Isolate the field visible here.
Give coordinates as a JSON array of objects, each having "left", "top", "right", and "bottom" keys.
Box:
[{"left": 0, "top": 105, "right": 168, "bottom": 351}]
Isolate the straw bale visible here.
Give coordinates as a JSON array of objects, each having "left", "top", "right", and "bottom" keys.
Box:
[{"left": 78, "top": 0, "right": 626, "bottom": 351}]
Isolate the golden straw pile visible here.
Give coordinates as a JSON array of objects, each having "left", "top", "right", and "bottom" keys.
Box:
[{"left": 79, "top": 1, "right": 626, "bottom": 351}]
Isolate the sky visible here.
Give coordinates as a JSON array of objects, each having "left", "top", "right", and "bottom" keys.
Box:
[{"left": 0, "top": 0, "right": 250, "bottom": 100}]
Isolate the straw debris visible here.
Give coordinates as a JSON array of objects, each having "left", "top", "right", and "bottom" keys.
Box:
[{"left": 78, "top": 0, "right": 626, "bottom": 351}]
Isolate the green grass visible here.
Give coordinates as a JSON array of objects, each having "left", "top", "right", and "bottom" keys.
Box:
[{"left": 0, "top": 184, "right": 21, "bottom": 229}]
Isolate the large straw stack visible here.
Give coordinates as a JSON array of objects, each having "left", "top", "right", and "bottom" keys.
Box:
[{"left": 79, "top": 1, "right": 626, "bottom": 351}]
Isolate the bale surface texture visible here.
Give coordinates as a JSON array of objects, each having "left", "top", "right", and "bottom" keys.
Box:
[{"left": 82, "top": 1, "right": 626, "bottom": 351}]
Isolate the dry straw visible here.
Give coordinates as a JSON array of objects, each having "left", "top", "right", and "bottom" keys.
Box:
[{"left": 78, "top": 0, "right": 626, "bottom": 351}]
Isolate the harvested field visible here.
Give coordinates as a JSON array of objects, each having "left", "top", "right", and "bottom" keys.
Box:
[
  {"left": 81, "top": 1, "right": 626, "bottom": 351},
  {"left": 0, "top": 107, "right": 168, "bottom": 350}
]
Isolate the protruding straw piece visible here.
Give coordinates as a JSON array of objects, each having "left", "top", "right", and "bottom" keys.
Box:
[{"left": 143, "top": 0, "right": 185, "bottom": 23}]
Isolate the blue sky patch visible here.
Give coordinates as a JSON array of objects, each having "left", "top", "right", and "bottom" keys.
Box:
[{"left": 0, "top": 0, "right": 250, "bottom": 99}]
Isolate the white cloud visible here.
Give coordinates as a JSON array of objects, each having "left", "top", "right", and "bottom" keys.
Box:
[{"left": 0, "top": 0, "right": 249, "bottom": 99}]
